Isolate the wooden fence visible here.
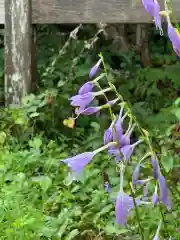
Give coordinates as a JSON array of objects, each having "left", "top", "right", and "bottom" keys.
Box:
[{"left": 1, "top": 0, "right": 179, "bottom": 105}]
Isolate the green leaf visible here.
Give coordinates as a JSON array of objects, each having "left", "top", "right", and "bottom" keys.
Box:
[
  {"left": 105, "top": 223, "right": 129, "bottom": 235},
  {"left": 31, "top": 176, "right": 52, "bottom": 192},
  {"left": 29, "top": 112, "right": 39, "bottom": 118},
  {"left": 65, "top": 229, "right": 79, "bottom": 240},
  {"left": 161, "top": 155, "right": 174, "bottom": 173}
]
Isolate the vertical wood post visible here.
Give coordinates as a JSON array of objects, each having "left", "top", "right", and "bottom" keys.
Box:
[{"left": 5, "top": 0, "right": 32, "bottom": 106}]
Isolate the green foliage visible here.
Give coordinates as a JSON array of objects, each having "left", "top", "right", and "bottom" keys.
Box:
[{"left": 0, "top": 24, "right": 179, "bottom": 239}]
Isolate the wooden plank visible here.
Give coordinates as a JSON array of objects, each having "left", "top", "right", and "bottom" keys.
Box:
[
  {"left": 31, "top": 0, "right": 180, "bottom": 23},
  {"left": 0, "top": 0, "right": 180, "bottom": 24},
  {"left": 5, "top": 0, "right": 32, "bottom": 105}
]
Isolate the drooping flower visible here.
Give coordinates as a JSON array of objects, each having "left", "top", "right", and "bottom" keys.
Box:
[
  {"left": 112, "top": 107, "right": 125, "bottom": 143},
  {"left": 165, "top": 0, "right": 180, "bottom": 56},
  {"left": 78, "top": 81, "right": 94, "bottom": 95},
  {"left": 89, "top": 59, "right": 102, "bottom": 78},
  {"left": 159, "top": 175, "right": 171, "bottom": 209},
  {"left": 70, "top": 92, "right": 95, "bottom": 110},
  {"left": 70, "top": 88, "right": 111, "bottom": 110},
  {"left": 167, "top": 24, "right": 180, "bottom": 56},
  {"left": 153, "top": 0, "right": 163, "bottom": 33},
  {"left": 115, "top": 191, "right": 141, "bottom": 225},
  {"left": 151, "top": 156, "right": 160, "bottom": 180},
  {"left": 62, "top": 152, "right": 96, "bottom": 175},
  {"left": 121, "top": 140, "right": 143, "bottom": 161},
  {"left": 104, "top": 120, "right": 116, "bottom": 145},
  {"left": 76, "top": 106, "right": 100, "bottom": 115},
  {"left": 141, "top": 0, "right": 162, "bottom": 33}
]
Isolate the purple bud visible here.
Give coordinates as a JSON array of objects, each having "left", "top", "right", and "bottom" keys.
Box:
[
  {"left": 151, "top": 156, "right": 160, "bottom": 180},
  {"left": 132, "top": 164, "right": 141, "bottom": 184},
  {"left": 78, "top": 81, "right": 94, "bottom": 95},
  {"left": 159, "top": 175, "right": 171, "bottom": 209},
  {"left": 70, "top": 92, "right": 95, "bottom": 110},
  {"left": 89, "top": 59, "right": 102, "bottom": 78}
]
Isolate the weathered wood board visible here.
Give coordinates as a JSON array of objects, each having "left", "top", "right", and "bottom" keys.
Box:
[{"left": 0, "top": 0, "right": 179, "bottom": 24}]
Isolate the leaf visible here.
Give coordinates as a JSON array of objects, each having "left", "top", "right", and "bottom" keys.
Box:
[
  {"left": 29, "top": 137, "right": 42, "bottom": 149},
  {"left": 29, "top": 112, "right": 39, "bottom": 118},
  {"left": 65, "top": 229, "right": 79, "bottom": 240},
  {"left": 93, "top": 204, "right": 113, "bottom": 223},
  {"left": 161, "top": 155, "right": 174, "bottom": 173},
  {"left": 105, "top": 223, "right": 129, "bottom": 235},
  {"left": 31, "top": 176, "right": 52, "bottom": 192},
  {"left": 56, "top": 219, "right": 69, "bottom": 238}
]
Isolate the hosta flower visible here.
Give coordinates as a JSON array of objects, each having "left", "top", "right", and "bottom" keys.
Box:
[
  {"left": 70, "top": 88, "right": 111, "bottom": 110},
  {"left": 62, "top": 152, "right": 96, "bottom": 175},
  {"left": 121, "top": 140, "right": 143, "bottom": 161},
  {"left": 76, "top": 106, "right": 100, "bottom": 115},
  {"left": 151, "top": 156, "right": 160, "bottom": 179},
  {"left": 115, "top": 191, "right": 141, "bottom": 225},
  {"left": 142, "top": 0, "right": 162, "bottom": 33},
  {"left": 70, "top": 92, "right": 95, "bottom": 110},
  {"left": 159, "top": 175, "right": 171, "bottom": 209},
  {"left": 89, "top": 59, "right": 102, "bottom": 78},
  {"left": 78, "top": 81, "right": 94, "bottom": 95},
  {"left": 104, "top": 120, "right": 115, "bottom": 145},
  {"left": 167, "top": 24, "right": 180, "bottom": 56}
]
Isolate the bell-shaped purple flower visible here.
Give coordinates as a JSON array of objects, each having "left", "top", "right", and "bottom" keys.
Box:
[
  {"left": 62, "top": 152, "right": 96, "bottom": 175},
  {"left": 104, "top": 120, "right": 115, "bottom": 145},
  {"left": 154, "top": 0, "right": 162, "bottom": 32},
  {"left": 159, "top": 175, "right": 171, "bottom": 209},
  {"left": 89, "top": 59, "right": 102, "bottom": 78},
  {"left": 142, "top": 0, "right": 154, "bottom": 16},
  {"left": 108, "top": 147, "right": 121, "bottom": 162},
  {"left": 113, "top": 107, "right": 125, "bottom": 143},
  {"left": 151, "top": 156, "right": 160, "bottom": 180},
  {"left": 76, "top": 106, "right": 100, "bottom": 115},
  {"left": 167, "top": 24, "right": 180, "bottom": 56},
  {"left": 142, "top": 0, "right": 162, "bottom": 33},
  {"left": 70, "top": 92, "right": 95, "bottom": 110},
  {"left": 115, "top": 191, "right": 141, "bottom": 225},
  {"left": 121, "top": 140, "right": 142, "bottom": 161},
  {"left": 78, "top": 81, "right": 94, "bottom": 95}
]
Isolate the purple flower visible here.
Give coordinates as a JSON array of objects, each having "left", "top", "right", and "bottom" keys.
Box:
[
  {"left": 78, "top": 81, "right": 94, "bottom": 95},
  {"left": 89, "top": 59, "right": 102, "bottom": 78},
  {"left": 76, "top": 106, "right": 100, "bottom": 115},
  {"left": 104, "top": 182, "right": 111, "bottom": 193},
  {"left": 115, "top": 191, "right": 141, "bottom": 225},
  {"left": 142, "top": 0, "right": 162, "bottom": 33},
  {"left": 121, "top": 140, "right": 142, "bottom": 161},
  {"left": 159, "top": 175, "right": 171, "bottom": 209},
  {"left": 70, "top": 92, "right": 95, "bottom": 110},
  {"left": 142, "top": 0, "right": 154, "bottom": 16},
  {"left": 108, "top": 147, "right": 121, "bottom": 161},
  {"left": 151, "top": 156, "right": 160, "bottom": 179},
  {"left": 167, "top": 24, "right": 180, "bottom": 56},
  {"left": 113, "top": 108, "right": 124, "bottom": 143},
  {"left": 152, "top": 187, "right": 158, "bottom": 206},
  {"left": 154, "top": 0, "right": 162, "bottom": 32},
  {"left": 104, "top": 120, "right": 115, "bottom": 145},
  {"left": 62, "top": 152, "right": 96, "bottom": 175},
  {"left": 132, "top": 164, "right": 141, "bottom": 184}
]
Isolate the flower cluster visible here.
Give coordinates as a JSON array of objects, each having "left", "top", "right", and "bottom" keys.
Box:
[
  {"left": 142, "top": 0, "right": 180, "bottom": 56},
  {"left": 61, "top": 55, "right": 171, "bottom": 239}
]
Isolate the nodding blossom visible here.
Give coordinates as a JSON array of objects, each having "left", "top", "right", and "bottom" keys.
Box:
[
  {"left": 62, "top": 152, "right": 96, "bottom": 176},
  {"left": 78, "top": 81, "right": 94, "bottom": 95},
  {"left": 152, "top": 187, "right": 158, "bottom": 206},
  {"left": 151, "top": 156, "right": 160, "bottom": 180},
  {"left": 89, "top": 59, "right": 102, "bottom": 78},
  {"left": 115, "top": 191, "right": 141, "bottom": 225},
  {"left": 120, "top": 140, "right": 143, "bottom": 161},
  {"left": 70, "top": 88, "right": 111, "bottom": 111},
  {"left": 75, "top": 106, "right": 101, "bottom": 115},
  {"left": 141, "top": 0, "right": 163, "bottom": 34},
  {"left": 165, "top": 0, "right": 180, "bottom": 56},
  {"left": 159, "top": 175, "right": 171, "bottom": 209}
]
